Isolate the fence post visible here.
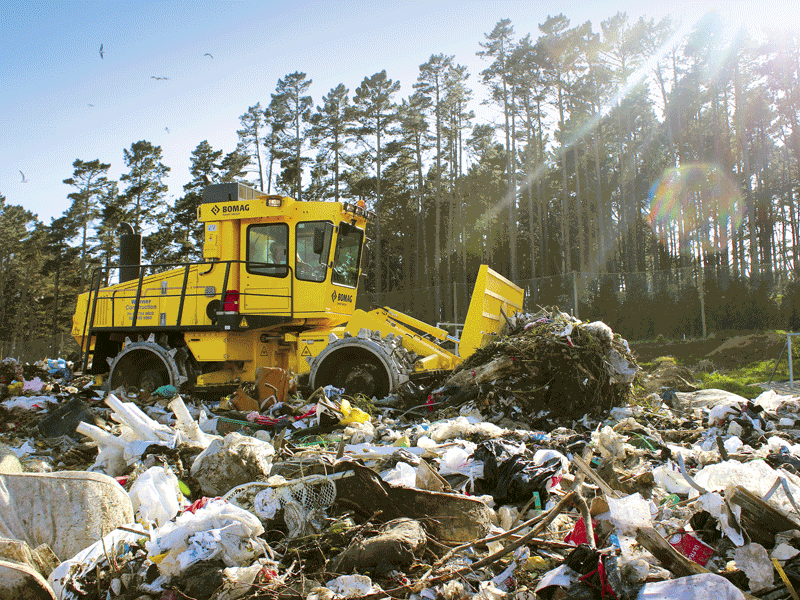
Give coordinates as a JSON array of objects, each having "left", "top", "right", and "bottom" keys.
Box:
[
  {"left": 697, "top": 267, "right": 707, "bottom": 339},
  {"left": 572, "top": 271, "right": 579, "bottom": 319},
  {"left": 453, "top": 281, "right": 458, "bottom": 325}
]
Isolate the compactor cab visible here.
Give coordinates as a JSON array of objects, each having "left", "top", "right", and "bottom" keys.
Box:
[
  {"left": 72, "top": 183, "right": 372, "bottom": 395},
  {"left": 196, "top": 183, "right": 369, "bottom": 331}
]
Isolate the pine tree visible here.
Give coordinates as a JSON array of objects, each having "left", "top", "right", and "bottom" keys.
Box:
[
  {"left": 174, "top": 140, "right": 224, "bottom": 261},
  {"left": 63, "top": 158, "right": 113, "bottom": 293},
  {"left": 220, "top": 146, "right": 250, "bottom": 182},
  {"left": 237, "top": 103, "right": 267, "bottom": 190},
  {"left": 271, "top": 72, "right": 313, "bottom": 200},
  {"left": 41, "top": 216, "right": 80, "bottom": 356},
  {"left": 479, "top": 20, "right": 518, "bottom": 280},
  {"left": 309, "top": 83, "right": 352, "bottom": 201},
  {"left": 119, "top": 140, "right": 170, "bottom": 234},
  {"left": 350, "top": 70, "right": 401, "bottom": 302},
  {"left": 415, "top": 54, "right": 454, "bottom": 317}
]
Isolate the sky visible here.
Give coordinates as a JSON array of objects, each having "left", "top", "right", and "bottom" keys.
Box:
[{"left": 2, "top": 0, "right": 799, "bottom": 231}]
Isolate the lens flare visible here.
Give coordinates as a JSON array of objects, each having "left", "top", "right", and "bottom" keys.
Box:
[{"left": 648, "top": 164, "right": 744, "bottom": 254}]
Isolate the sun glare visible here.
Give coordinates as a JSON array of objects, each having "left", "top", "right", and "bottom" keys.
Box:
[{"left": 701, "top": 0, "right": 800, "bottom": 37}]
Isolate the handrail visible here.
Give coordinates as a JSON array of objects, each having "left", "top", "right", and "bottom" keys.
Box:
[
  {"left": 81, "top": 268, "right": 104, "bottom": 373},
  {"left": 176, "top": 264, "right": 191, "bottom": 327},
  {"left": 130, "top": 263, "right": 146, "bottom": 328},
  {"left": 81, "top": 259, "right": 297, "bottom": 336}
]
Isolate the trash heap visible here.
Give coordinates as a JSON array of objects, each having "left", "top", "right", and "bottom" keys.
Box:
[
  {"left": 431, "top": 308, "right": 639, "bottom": 423},
  {"left": 4, "top": 335, "right": 800, "bottom": 600}
]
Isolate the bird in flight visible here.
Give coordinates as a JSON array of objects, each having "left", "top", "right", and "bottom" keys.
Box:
[
  {"left": 204, "top": 53, "right": 213, "bottom": 59},
  {"left": 151, "top": 76, "right": 170, "bottom": 81},
  {"left": 88, "top": 103, "right": 95, "bottom": 107},
  {"left": 165, "top": 127, "right": 170, "bottom": 134},
  {"left": 19, "top": 171, "right": 28, "bottom": 183},
  {"left": 99, "top": 43, "right": 104, "bottom": 59}
]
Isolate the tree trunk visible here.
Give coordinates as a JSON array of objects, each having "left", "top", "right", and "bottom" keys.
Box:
[
  {"left": 558, "top": 71, "right": 570, "bottom": 274},
  {"left": 508, "top": 87, "right": 518, "bottom": 281},
  {"left": 376, "top": 112, "right": 383, "bottom": 302}
]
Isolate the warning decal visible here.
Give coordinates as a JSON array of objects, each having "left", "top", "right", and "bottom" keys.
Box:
[
  {"left": 301, "top": 346, "right": 312, "bottom": 356},
  {"left": 260, "top": 346, "right": 268, "bottom": 356},
  {"left": 240, "top": 317, "right": 248, "bottom": 327}
]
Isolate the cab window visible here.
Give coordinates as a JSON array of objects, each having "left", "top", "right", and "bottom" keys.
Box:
[
  {"left": 247, "top": 223, "right": 289, "bottom": 277},
  {"left": 296, "top": 221, "right": 332, "bottom": 282},
  {"left": 331, "top": 222, "right": 363, "bottom": 288}
]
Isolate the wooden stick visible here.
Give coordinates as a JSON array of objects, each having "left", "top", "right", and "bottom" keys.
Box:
[
  {"left": 431, "top": 500, "right": 555, "bottom": 570},
  {"left": 572, "top": 455, "right": 621, "bottom": 499}
]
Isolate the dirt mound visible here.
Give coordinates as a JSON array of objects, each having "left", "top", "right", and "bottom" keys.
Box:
[
  {"left": 631, "top": 331, "right": 785, "bottom": 371},
  {"left": 639, "top": 362, "right": 699, "bottom": 395},
  {"left": 706, "top": 333, "right": 784, "bottom": 368}
]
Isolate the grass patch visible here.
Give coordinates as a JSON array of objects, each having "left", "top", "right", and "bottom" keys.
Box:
[
  {"left": 695, "top": 373, "right": 763, "bottom": 399},
  {"left": 696, "top": 358, "right": 791, "bottom": 399}
]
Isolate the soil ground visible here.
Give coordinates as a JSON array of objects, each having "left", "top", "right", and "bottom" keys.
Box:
[
  {"left": 630, "top": 331, "right": 787, "bottom": 371},
  {"left": 629, "top": 331, "right": 796, "bottom": 397}
]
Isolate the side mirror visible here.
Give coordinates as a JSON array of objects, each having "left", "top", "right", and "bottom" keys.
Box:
[{"left": 313, "top": 228, "right": 325, "bottom": 255}]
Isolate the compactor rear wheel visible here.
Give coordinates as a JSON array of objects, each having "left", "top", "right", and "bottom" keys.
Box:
[
  {"left": 308, "top": 329, "right": 415, "bottom": 399},
  {"left": 107, "top": 334, "right": 188, "bottom": 394}
]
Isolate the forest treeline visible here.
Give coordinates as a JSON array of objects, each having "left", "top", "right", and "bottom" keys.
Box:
[{"left": 3, "top": 12, "right": 800, "bottom": 357}]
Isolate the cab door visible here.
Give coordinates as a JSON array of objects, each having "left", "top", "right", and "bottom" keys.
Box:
[
  {"left": 240, "top": 222, "right": 292, "bottom": 317},
  {"left": 293, "top": 221, "right": 333, "bottom": 317}
]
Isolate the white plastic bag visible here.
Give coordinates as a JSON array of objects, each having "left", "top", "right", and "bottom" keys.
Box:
[
  {"left": 653, "top": 463, "right": 694, "bottom": 495},
  {"left": 190, "top": 432, "right": 275, "bottom": 496},
  {"left": 723, "top": 436, "right": 744, "bottom": 454},
  {"left": 698, "top": 492, "right": 744, "bottom": 546},
  {"left": 49, "top": 528, "right": 142, "bottom": 599},
  {"left": 438, "top": 446, "right": 471, "bottom": 475},
  {"left": 128, "top": 466, "right": 184, "bottom": 527},
  {"left": 734, "top": 543, "right": 774, "bottom": 592},
  {"left": 253, "top": 488, "right": 281, "bottom": 520},
  {"left": 145, "top": 499, "right": 268, "bottom": 577},
  {"left": 428, "top": 417, "right": 472, "bottom": 443},
  {"left": 635, "top": 573, "right": 745, "bottom": 599},
  {"left": 325, "top": 574, "right": 379, "bottom": 597},
  {"left": 607, "top": 492, "right": 652, "bottom": 534},
  {"left": 754, "top": 389, "right": 785, "bottom": 411},
  {"left": 708, "top": 402, "right": 741, "bottom": 427},
  {"left": 381, "top": 461, "right": 417, "bottom": 487}
]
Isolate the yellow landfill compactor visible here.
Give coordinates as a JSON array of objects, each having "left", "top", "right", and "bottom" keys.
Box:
[{"left": 72, "top": 183, "right": 524, "bottom": 399}]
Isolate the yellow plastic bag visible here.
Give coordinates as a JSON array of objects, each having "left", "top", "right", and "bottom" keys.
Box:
[{"left": 339, "top": 399, "right": 370, "bottom": 425}]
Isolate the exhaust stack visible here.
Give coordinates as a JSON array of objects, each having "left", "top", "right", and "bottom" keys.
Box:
[{"left": 119, "top": 222, "right": 141, "bottom": 283}]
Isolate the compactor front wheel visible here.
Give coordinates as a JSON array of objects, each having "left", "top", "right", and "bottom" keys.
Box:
[
  {"left": 308, "top": 329, "right": 415, "bottom": 399},
  {"left": 107, "top": 334, "right": 188, "bottom": 394}
]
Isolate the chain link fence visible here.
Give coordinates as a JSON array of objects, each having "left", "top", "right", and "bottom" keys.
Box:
[
  {"left": 0, "top": 333, "right": 81, "bottom": 364},
  {"left": 362, "top": 266, "right": 800, "bottom": 341}
]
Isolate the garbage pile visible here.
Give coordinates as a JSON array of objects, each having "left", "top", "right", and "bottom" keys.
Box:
[
  {"left": 428, "top": 308, "right": 639, "bottom": 424},
  {"left": 4, "top": 330, "right": 800, "bottom": 600}
]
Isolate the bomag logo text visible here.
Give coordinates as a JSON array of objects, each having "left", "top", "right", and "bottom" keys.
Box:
[
  {"left": 337, "top": 293, "right": 353, "bottom": 303},
  {"left": 222, "top": 204, "right": 250, "bottom": 214}
]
